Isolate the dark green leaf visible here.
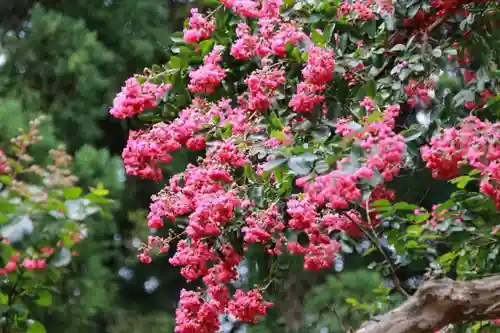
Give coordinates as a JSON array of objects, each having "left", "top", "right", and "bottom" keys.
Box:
[
  {"left": 262, "top": 158, "right": 288, "bottom": 172},
  {"left": 288, "top": 156, "right": 311, "bottom": 176}
]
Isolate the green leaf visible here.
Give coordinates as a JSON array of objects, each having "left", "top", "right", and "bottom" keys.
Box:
[
  {"left": 27, "top": 321, "right": 46, "bottom": 333},
  {"left": 169, "top": 56, "right": 184, "bottom": 69},
  {"left": 311, "top": 30, "right": 325, "bottom": 47},
  {"left": 450, "top": 176, "right": 474, "bottom": 189},
  {"left": 0, "top": 201, "right": 16, "bottom": 213},
  {"left": 288, "top": 156, "right": 311, "bottom": 176},
  {"left": 390, "top": 44, "right": 406, "bottom": 52},
  {"left": 393, "top": 202, "right": 418, "bottom": 211},
  {"left": 409, "top": 63, "right": 424, "bottom": 72},
  {"left": 405, "top": 240, "right": 421, "bottom": 249},
  {"left": 399, "top": 68, "right": 411, "bottom": 81},
  {"left": 0, "top": 175, "right": 11, "bottom": 185},
  {"left": 407, "top": 4, "right": 420, "bottom": 17},
  {"left": 198, "top": 40, "right": 214, "bottom": 56},
  {"left": 35, "top": 290, "right": 52, "bottom": 307},
  {"left": 84, "top": 193, "right": 109, "bottom": 205},
  {"left": 402, "top": 127, "right": 425, "bottom": 142},
  {"left": 51, "top": 248, "right": 72, "bottom": 268},
  {"left": 438, "top": 252, "right": 457, "bottom": 267},
  {"left": 360, "top": 20, "right": 376, "bottom": 37},
  {"left": 63, "top": 187, "right": 83, "bottom": 200},
  {"left": 0, "top": 216, "right": 34, "bottom": 242},
  {"left": 453, "top": 89, "right": 475, "bottom": 107},
  {"left": 345, "top": 297, "right": 358, "bottom": 306},
  {"left": 406, "top": 225, "right": 423, "bottom": 237},
  {"left": 340, "top": 241, "right": 353, "bottom": 253},
  {"left": 372, "top": 200, "right": 391, "bottom": 207},
  {"left": 444, "top": 48, "right": 458, "bottom": 55},
  {"left": 269, "top": 112, "right": 283, "bottom": 129},
  {"left": 171, "top": 31, "right": 184, "bottom": 43},
  {"left": 262, "top": 158, "right": 288, "bottom": 172},
  {"left": 314, "top": 160, "right": 330, "bottom": 174}
]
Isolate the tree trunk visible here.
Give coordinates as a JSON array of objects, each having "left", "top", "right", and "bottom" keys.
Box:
[{"left": 356, "top": 275, "right": 500, "bottom": 333}]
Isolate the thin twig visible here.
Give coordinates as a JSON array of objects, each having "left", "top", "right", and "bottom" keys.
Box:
[
  {"left": 342, "top": 211, "right": 410, "bottom": 298},
  {"left": 332, "top": 306, "right": 347, "bottom": 332}
]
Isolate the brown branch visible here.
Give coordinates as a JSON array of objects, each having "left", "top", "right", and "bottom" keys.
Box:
[{"left": 356, "top": 275, "right": 500, "bottom": 333}]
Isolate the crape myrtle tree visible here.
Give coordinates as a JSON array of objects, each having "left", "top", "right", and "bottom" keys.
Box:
[{"left": 109, "top": 0, "right": 500, "bottom": 331}]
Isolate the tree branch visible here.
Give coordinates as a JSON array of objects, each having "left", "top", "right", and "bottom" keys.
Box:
[{"left": 356, "top": 275, "right": 500, "bottom": 333}]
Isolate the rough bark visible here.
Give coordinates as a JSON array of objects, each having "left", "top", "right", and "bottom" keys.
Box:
[{"left": 356, "top": 275, "right": 500, "bottom": 333}]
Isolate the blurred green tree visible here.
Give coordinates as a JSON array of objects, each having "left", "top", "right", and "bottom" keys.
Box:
[{"left": 0, "top": 0, "right": 191, "bottom": 332}]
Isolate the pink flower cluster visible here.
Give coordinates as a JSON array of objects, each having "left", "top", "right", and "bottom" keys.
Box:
[
  {"left": 22, "top": 258, "right": 47, "bottom": 270},
  {"left": 146, "top": 140, "right": 247, "bottom": 232},
  {"left": 302, "top": 46, "right": 335, "bottom": 85},
  {"left": 422, "top": 115, "right": 500, "bottom": 207},
  {"left": 109, "top": 77, "right": 171, "bottom": 119},
  {"left": 231, "top": 20, "right": 306, "bottom": 60},
  {"left": 184, "top": 8, "right": 215, "bottom": 44},
  {"left": 290, "top": 45, "right": 335, "bottom": 113},
  {"left": 175, "top": 287, "right": 271, "bottom": 333},
  {"left": 360, "top": 96, "right": 375, "bottom": 113},
  {"left": 171, "top": 237, "right": 271, "bottom": 331},
  {"left": 138, "top": 235, "right": 170, "bottom": 264},
  {"left": 243, "top": 204, "right": 285, "bottom": 247},
  {"left": 285, "top": 195, "right": 344, "bottom": 270},
  {"left": 336, "top": 114, "right": 406, "bottom": 181},
  {"left": 188, "top": 47, "right": 226, "bottom": 94},
  {"left": 228, "top": 289, "right": 273, "bottom": 323},
  {"left": 289, "top": 82, "right": 326, "bottom": 113},
  {"left": 121, "top": 99, "right": 251, "bottom": 180},
  {"left": 175, "top": 289, "right": 221, "bottom": 333},
  {"left": 0, "top": 253, "right": 19, "bottom": 274},
  {"left": 340, "top": 1, "right": 376, "bottom": 19},
  {"left": 405, "top": 80, "right": 434, "bottom": 108},
  {"left": 356, "top": 122, "right": 406, "bottom": 181},
  {"left": 240, "top": 67, "right": 286, "bottom": 112},
  {"left": 222, "top": 0, "right": 281, "bottom": 18}
]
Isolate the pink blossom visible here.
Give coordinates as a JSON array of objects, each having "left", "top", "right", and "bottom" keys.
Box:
[
  {"left": 183, "top": 8, "right": 214, "bottom": 43},
  {"left": 241, "top": 67, "right": 286, "bottom": 112},
  {"left": 109, "top": 77, "right": 171, "bottom": 119},
  {"left": 360, "top": 96, "right": 375, "bottom": 113},
  {"left": 289, "top": 82, "right": 325, "bottom": 113},
  {"left": 302, "top": 46, "right": 335, "bottom": 85},
  {"left": 228, "top": 289, "right": 272, "bottom": 323},
  {"left": 175, "top": 289, "right": 222, "bottom": 333},
  {"left": 188, "top": 47, "right": 226, "bottom": 94}
]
